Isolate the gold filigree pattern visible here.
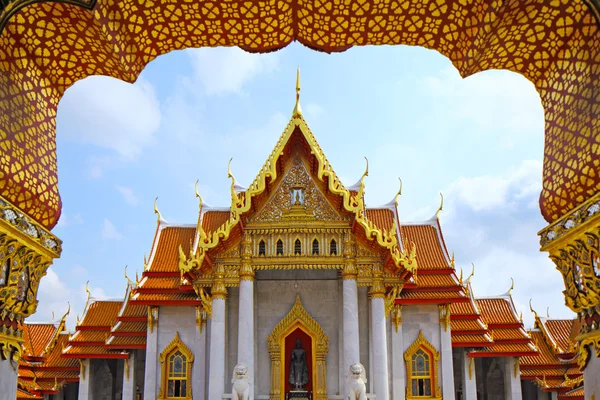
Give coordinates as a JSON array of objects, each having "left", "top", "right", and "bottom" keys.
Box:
[
  {"left": 158, "top": 332, "right": 194, "bottom": 400},
  {"left": 439, "top": 304, "right": 450, "bottom": 332},
  {"left": 267, "top": 296, "right": 328, "bottom": 400},
  {"left": 404, "top": 331, "right": 442, "bottom": 400}
]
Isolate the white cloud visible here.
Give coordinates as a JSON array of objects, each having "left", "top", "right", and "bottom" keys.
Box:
[
  {"left": 58, "top": 76, "right": 161, "bottom": 159},
  {"left": 55, "top": 212, "right": 84, "bottom": 229},
  {"left": 430, "top": 159, "right": 575, "bottom": 327},
  {"left": 101, "top": 218, "right": 123, "bottom": 240},
  {"left": 117, "top": 186, "right": 139, "bottom": 206},
  {"left": 187, "top": 47, "right": 279, "bottom": 95}
]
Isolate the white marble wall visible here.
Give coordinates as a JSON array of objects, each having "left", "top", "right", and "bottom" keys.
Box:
[
  {"left": 440, "top": 316, "right": 455, "bottom": 400},
  {"left": 0, "top": 358, "right": 17, "bottom": 400},
  {"left": 255, "top": 272, "right": 340, "bottom": 398},
  {"left": 147, "top": 306, "right": 207, "bottom": 399},
  {"left": 358, "top": 286, "right": 371, "bottom": 393},
  {"left": 461, "top": 350, "right": 477, "bottom": 400},
  {"left": 390, "top": 310, "right": 405, "bottom": 400},
  {"left": 503, "top": 357, "right": 522, "bottom": 400},
  {"left": 78, "top": 359, "right": 92, "bottom": 400},
  {"left": 584, "top": 353, "right": 600, "bottom": 400}
]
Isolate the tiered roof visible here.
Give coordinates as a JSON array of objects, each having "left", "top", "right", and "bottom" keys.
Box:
[
  {"left": 521, "top": 313, "right": 583, "bottom": 399},
  {"left": 17, "top": 311, "right": 79, "bottom": 399},
  {"left": 131, "top": 222, "right": 200, "bottom": 306},
  {"left": 62, "top": 299, "right": 127, "bottom": 359},
  {"left": 470, "top": 295, "right": 538, "bottom": 357},
  {"left": 106, "top": 284, "right": 147, "bottom": 350}
]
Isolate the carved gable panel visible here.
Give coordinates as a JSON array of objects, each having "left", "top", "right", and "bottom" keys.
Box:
[{"left": 250, "top": 157, "right": 344, "bottom": 223}]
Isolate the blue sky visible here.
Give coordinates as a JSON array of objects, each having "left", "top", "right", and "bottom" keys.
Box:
[{"left": 34, "top": 42, "right": 570, "bottom": 328}]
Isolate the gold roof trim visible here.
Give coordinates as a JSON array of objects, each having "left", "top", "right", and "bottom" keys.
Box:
[{"left": 180, "top": 113, "right": 417, "bottom": 277}]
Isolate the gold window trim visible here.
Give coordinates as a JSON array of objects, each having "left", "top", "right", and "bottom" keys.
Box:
[
  {"left": 267, "top": 295, "right": 329, "bottom": 400},
  {"left": 404, "top": 330, "right": 441, "bottom": 400},
  {"left": 158, "top": 332, "right": 194, "bottom": 400}
]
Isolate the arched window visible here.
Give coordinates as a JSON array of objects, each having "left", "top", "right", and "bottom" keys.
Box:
[
  {"left": 312, "top": 239, "right": 319, "bottom": 255},
  {"left": 404, "top": 331, "right": 440, "bottom": 399},
  {"left": 159, "top": 332, "right": 194, "bottom": 400},
  {"left": 276, "top": 239, "right": 284, "bottom": 256},
  {"left": 294, "top": 239, "right": 302, "bottom": 255},
  {"left": 258, "top": 240, "right": 266, "bottom": 256},
  {"left": 330, "top": 239, "right": 337, "bottom": 255}
]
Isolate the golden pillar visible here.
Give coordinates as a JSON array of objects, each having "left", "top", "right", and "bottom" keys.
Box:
[
  {"left": 539, "top": 191, "right": 600, "bottom": 369},
  {"left": 0, "top": 196, "right": 62, "bottom": 361}
]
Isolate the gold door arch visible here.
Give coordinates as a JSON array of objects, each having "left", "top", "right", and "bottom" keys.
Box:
[{"left": 267, "top": 296, "right": 329, "bottom": 400}]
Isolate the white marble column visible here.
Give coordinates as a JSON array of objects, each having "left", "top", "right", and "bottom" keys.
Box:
[
  {"left": 371, "top": 295, "right": 390, "bottom": 400},
  {"left": 551, "top": 392, "right": 558, "bottom": 400},
  {"left": 342, "top": 274, "right": 360, "bottom": 398},
  {"left": 78, "top": 359, "right": 93, "bottom": 400},
  {"left": 0, "top": 358, "right": 17, "bottom": 399},
  {"left": 504, "top": 357, "right": 523, "bottom": 400},
  {"left": 237, "top": 278, "right": 254, "bottom": 398},
  {"left": 122, "top": 352, "right": 137, "bottom": 400},
  {"left": 439, "top": 305, "right": 455, "bottom": 400},
  {"left": 209, "top": 296, "right": 227, "bottom": 400},
  {"left": 461, "top": 351, "right": 477, "bottom": 400},
  {"left": 584, "top": 352, "right": 600, "bottom": 400},
  {"left": 193, "top": 308, "right": 207, "bottom": 400},
  {"left": 144, "top": 307, "right": 159, "bottom": 400},
  {"left": 390, "top": 305, "right": 405, "bottom": 400}
]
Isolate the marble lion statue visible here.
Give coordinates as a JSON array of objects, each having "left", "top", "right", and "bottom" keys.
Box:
[
  {"left": 348, "top": 362, "right": 367, "bottom": 400},
  {"left": 232, "top": 363, "right": 250, "bottom": 400}
]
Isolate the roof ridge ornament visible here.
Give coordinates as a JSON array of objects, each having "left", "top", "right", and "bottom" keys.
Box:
[
  {"left": 435, "top": 192, "right": 444, "bottom": 218},
  {"left": 466, "top": 263, "right": 475, "bottom": 283},
  {"left": 394, "top": 177, "right": 402, "bottom": 206},
  {"left": 546, "top": 306, "right": 550, "bottom": 318},
  {"left": 292, "top": 67, "right": 302, "bottom": 118},
  {"left": 507, "top": 277, "right": 515, "bottom": 296},
  {"left": 154, "top": 197, "right": 165, "bottom": 223},
  {"left": 529, "top": 299, "right": 539, "bottom": 321}
]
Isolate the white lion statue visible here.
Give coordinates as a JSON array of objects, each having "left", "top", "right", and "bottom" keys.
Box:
[
  {"left": 232, "top": 363, "right": 251, "bottom": 400},
  {"left": 347, "top": 362, "right": 367, "bottom": 400}
]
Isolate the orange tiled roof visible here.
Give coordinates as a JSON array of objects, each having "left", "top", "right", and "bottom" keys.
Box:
[
  {"left": 365, "top": 208, "right": 394, "bottom": 232},
  {"left": 138, "top": 276, "right": 181, "bottom": 289},
  {"left": 63, "top": 345, "right": 122, "bottom": 356},
  {"left": 561, "top": 387, "right": 584, "bottom": 398},
  {"left": 523, "top": 330, "right": 563, "bottom": 366},
  {"left": 132, "top": 292, "right": 199, "bottom": 302},
  {"left": 476, "top": 298, "right": 520, "bottom": 325},
  {"left": 400, "top": 291, "right": 464, "bottom": 300},
  {"left": 543, "top": 319, "right": 575, "bottom": 353},
  {"left": 78, "top": 301, "right": 122, "bottom": 328},
  {"left": 16, "top": 389, "right": 42, "bottom": 399},
  {"left": 400, "top": 223, "right": 450, "bottom": 270},
  {"left": 148, "top": 226, "right": 196, "bottom": 273},
  {"left": 451, "top": 334, "right": 492, "bottom": 344},
  {"left": 69, "top": 331, "right": 107, "bottom": 343},
  {"left": 22, "top": 323, "right": 56, "bottom": 358},
  {"left": 202, "top": 211, "right": 230, "bottom": 233},
  {"left": 113, "top": 321, "right": 147, "bottom": 333},
  {"left": 107, "top": 336, "right": 146, "bottom": 348},
  {"left": 450, "top": 319, "right": 486, "bottom": 331}
]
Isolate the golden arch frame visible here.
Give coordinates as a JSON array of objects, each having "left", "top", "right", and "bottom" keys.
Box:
[
  {"left": 267, "top": 296, "right": 329, "bottom": 400},
  {"left": 158, "top": 332, "right": 194, "bottom": 400}
]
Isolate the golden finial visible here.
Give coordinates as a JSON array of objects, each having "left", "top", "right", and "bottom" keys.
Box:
[
  {"left": 228, "top": 158, "right": 238, "bottom": 201},
  {"left": 466, "top": 263, "right": 475, "bottom": 282},
  {"left": 85, "top": 281, "right": 91, "bottom": 303},
  {"left": 394, "top": 177, "right": 403, "bottom": 206},
  {"left": 450, "top": 250, "right": 455, "bottom": 268},
  {"left": 435, "top": 192, "right": 444, "bottom": 218},
  {"left": 60, "top": 302, "right": 70, "bottom": 323},
  {"left": 53, "top": 377, "right": 58, "bottom": 390},
  {"left": 124, "top": 265, "right": 133, "bottom": 287},
  {"left": 459, "top": 268, "right": 463, "bottom": 285},
  {"left": 195, "top": 179, "right": 203, "bottom": 211},
  {"left": 529, "top": 299, "right": 539, "bottom": 320},
  {"left": 546, "top": 307, "right": 550, "bottom": 318},
  {"left": 357, "top": 157, "right": 369, "bottom": 197},
  {"left": 520, "top": 311, "right": 523, "bottom": 323},
  {"left": 51, "top": 311, "right": 55, "bottom": 322},
  {"left": 76, "top": 314, "right": 80, "bottom": 326},
  {"left": 508, "top": 277, "right": 514, "bottom": 295},
  {"left": 293, "top": 67, "right": 302, "bottom": 117},
  {"left": 154, "top": 197, "right": 163, "bottom": 222},
  {"left": 362, "top": 157, "right": 369, "bottom": 180},
  {"left": 135, "top": 269, "right": 140, "bottom": 286},
  {"left": 143, "top": 253, "right": 148, "bottom": 271}
]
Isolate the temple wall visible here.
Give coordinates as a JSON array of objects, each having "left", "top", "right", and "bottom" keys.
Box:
[
  {"left": 358, "top": 286, "right": 370, "bottom": 388},
  {"left": 402, "top": 305, "right": 442, "bottom": 382},
  {"left": 255, "top": 270, "right": 340, "bottom": 398},
  {"left": 521, "top": 379, "right": 539, "bottom": 400},
  {"left": 0, "top": 359, "right": 17, "bottom": 399},
  {"left": 584, "top": 354, "right": 600, "bottom": 400},
  {"left": 155, "top": 306, "right": 206, "bottom": 399},
  {"left": 226, "top": 286, "right": 240, "bottom": 387}
]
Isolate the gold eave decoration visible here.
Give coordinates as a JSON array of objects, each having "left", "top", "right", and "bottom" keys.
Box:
[{"left": 180, "top": 114, "right": 418, "bottom": 278}]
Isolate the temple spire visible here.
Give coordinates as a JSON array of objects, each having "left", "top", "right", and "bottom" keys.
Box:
[{"left": 293, "top": 67, "right": 302, "bottom": 117}]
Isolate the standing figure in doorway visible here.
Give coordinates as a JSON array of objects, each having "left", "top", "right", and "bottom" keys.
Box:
[{"left": 289, "top": 338, "right": 309, "bottom": 390}]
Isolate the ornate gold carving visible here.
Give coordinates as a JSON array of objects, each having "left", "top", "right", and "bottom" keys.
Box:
[
  {"left": 198, "top": 288, "right": 213, "bottom": 319},
  {"left": 211, "top": 264, "right": 227, "bottom": 300},
  {"left": 158, "top": 332, "right": 194, "bottom": 400},
  {"left": 179, "top": 116, "right": 417, "bottom": 278},
  {"left": 439, "top": 304, "right": 450, "bottom": 332},
  {"left": 385, "top": 286, "right": 400, "bottom": 317},
  {"left": 513, "top": 357, "right": 520, "bottom": 379},
  {"left": 342, "top": 234, "right": 357, "bottom": 280},
  {"left": 369, "top": 264, "right": 386, "bottom": 298},
  {"left": 404, "top": 331, "right": 441, "bottom": 400},
  {"left": 391, "top": 304, "right": 402, "bottom": 332},
  {"left": 240, "top": 234, "right": 255, "bottom": 281},
  {"left": 79, "top": 360, "right": 86, "bottom": 380},
  {"left": 267, "top": 296, "right": 328, "bottom": 400},
  {"left": 468, "top": 356, "right": 474, "bottom": 380},
  {"left": 124, "top": 357, "right": 130, "bottom": 381},
  {"left": 148, "top": 306, "right": 158, "bottom": 333},
  {"left": 195, "top": 306, "right": 207, "bottom": 333}
]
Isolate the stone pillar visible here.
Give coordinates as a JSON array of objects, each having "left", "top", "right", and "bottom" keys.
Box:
[
  {"left": 208, "top": 264, "right": 228, "bottom": 400},
  {"left": 504, "top": 357, "right": 522, "bottom": 400},
  {"left": 0, "top": 359, "right": 17, "bottom": 399},
  {"left": 550, "top": 392, "right": 558, "bottom": 400},
  {"left": 461, "top": 351, "right": 477, "bottom": 400},
  {"left": 370, "top": 265, "right": 389, "bottom": 400},
  {"left": 342, "top": 234, "right": 360, "bottom": 398},
  {"left": 439, "top": 305, "right": 455, "bottom": 400},
  {"left": 390, "top": 305, "right": 405, "bottom": 400},
  {"left": 193, "top": 307, "right": 208, "bottom": 400},
  {"left": 584, "top": 353, "right": 600, "bottom": 400},
  {"left": 144, "top": 306, "right": 159, "bottom": 400},
  {"left": 122, "top": 351, "right": 137, "bottom": 400},
  {"left": 238, "top": 236, "right": 255, "bottom": 398},
  {"left": 78, "top": 359, "right": 93, "bottom": 400}
]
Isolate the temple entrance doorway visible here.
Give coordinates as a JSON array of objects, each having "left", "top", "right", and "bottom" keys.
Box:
[{"left": 268, "top": 296, "right": 329, "bottom": 400}]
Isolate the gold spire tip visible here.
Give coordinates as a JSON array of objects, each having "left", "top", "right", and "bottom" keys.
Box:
[
  {"left": 293, "top": 67, "right": 302, "bottom": 117},
  {"left": 394, "top": 177, "right": 403, "bottom": 205},
  {"left": 154, "top": 197, "right": 163, "bottom": 222},
  {"left": 508, "top": 277, "right": 514, "bottom": 295},
  {"left": 435, "top": 192, "right": 444, "bottom": 218}
]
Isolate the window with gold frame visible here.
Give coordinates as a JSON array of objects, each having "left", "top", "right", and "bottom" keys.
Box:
[
  {"left": 158, "top": 332, "right": 194, "bottom": 400},
  {"left": 404, "top": 331, "right": 441, "bottom": 400}
]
